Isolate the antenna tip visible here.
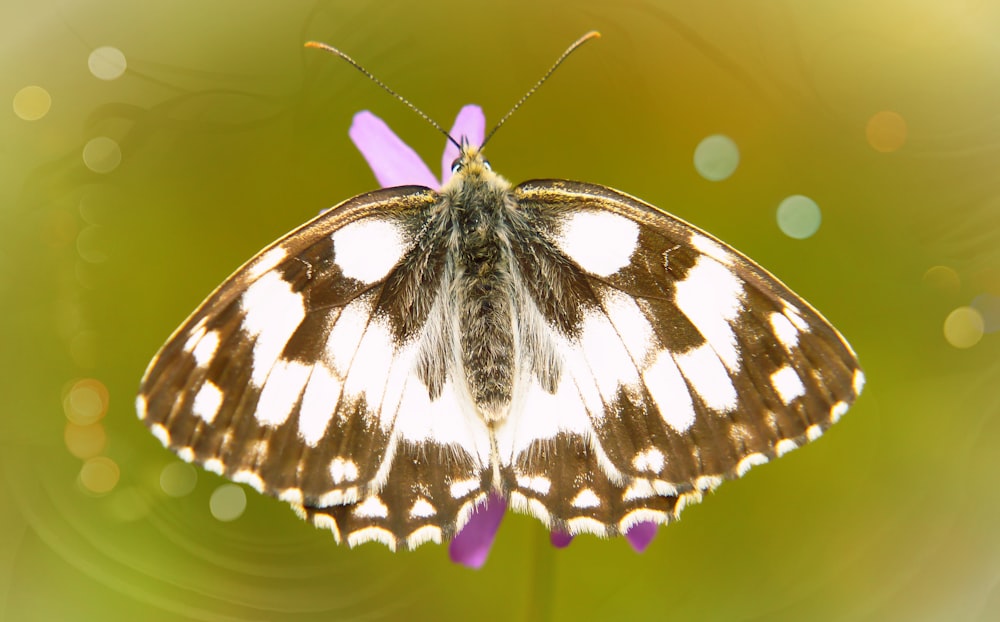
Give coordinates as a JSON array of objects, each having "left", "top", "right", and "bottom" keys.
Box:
[
  {"left": 304, "top": 41, "right": 325, "bottom": 50},
  {"left": 587, "top": 30, "right": 601, "bottom": 39}
]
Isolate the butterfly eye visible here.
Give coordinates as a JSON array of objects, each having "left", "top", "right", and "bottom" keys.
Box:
[
  {"left": 483, "top": 159, "right": 492, "bottom": 171},
  {"left": 450, "top": 158, "right": 462, "bottom": 174}
]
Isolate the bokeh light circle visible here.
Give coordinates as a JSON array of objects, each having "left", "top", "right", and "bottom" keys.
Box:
[
  {"left": 12, "top": 85, "right": 51, "bottom": 121},
  {"left": 943, "top": 306, "right": 984, "bottom": 348},
  {"left": 160, "top": 462, "right": 198, "bottom": 497},
  {"left": 82, "top": 137, "right": 122, "bottom": 173},
  {"left": 79, "top": 456, "right": 120, "bottom": 495},
  {"left": 63, "top": 378, "right": 109, "bottom": 425},
  {"left": 64, "top": 422, "right": 107, "bottom": 459},
  {"left": 88, "top": 46, "right": 127, "bottom": 80},
  {"left": 210, "top": 484, "right": 247, "bottom": 521},
  {"left": 866, "top": 110, "right": 907, "bottom": 153},
  {"left": 694, "top": 134, "right": 740, "bottom": 181},
  {"left": 776, "top": 195, "right": 822, "bottom": 239}
]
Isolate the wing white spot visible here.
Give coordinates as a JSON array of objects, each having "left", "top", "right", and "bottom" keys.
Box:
[
  {"left": 554, "top": 210, "right": 639, "bottom": 277},
  {"left": 831, "top": 401, "right": 849, "bottom": 423},
  {"left": 136, "top": 395, "right": 148, "bottom": 420},
  {"left": 347, "top": 526, "right": 396, "bottom": 550},
  {"left": 177, "top": 447, "right": 194, "bottom": 462},
  {"left": 406, "top": 525, "right": 442, "bottom": 548},
  {"left": 806, "top": 424, "right": 824, "bottom": 441},
  {"left": 508, "top": 492, "right": 552, "bottom": 526},
  {"left": 394, "top": 379, "right": 492, "bottom": 466},
  {"left": 643, "top": 348, "right": 697, "bottom": 433},
  {"left": 298, "top": 362, "right": 343, "bottom": 446},
  {"left": 674, "top": 343, "right": 738, "bottom": 412},
  {"left": 775, "top": 438, "right": 798, "bottom": 457},
  {"left": 450, "top": 478, "right": 480, "bottom": 499},
  {"left": 310, "top": 513, "right": 341, "bottom": 542},
  {"left": 192, "top": 381, "right": 224, "bottom": 424},
  {"left": 570, "top": 488, "right": 601, "bottom": 509},
  {"left": 632, "top": 448, "right": 666, "bottom": 473},
  {"left": 182, "top": 325, "right": 206, "bottom": 355},
  {"left": 330, "top": 457, "right": 359, "bottom": 484},
  {"left": 247, "top": 246, "right": 288, "bottom": 279},
  {"left": 497, "top": 375, "right": 591, "bottom": 460},
  {"left": 317, "top": 486, "right": 359, "bottom": 507},
  {"left": 620, "top": 508, "right": 668, "bottom": 532},
  {"left": 353, "top": 496, "right": 389, "bottom": 519},
  {"left": 255, "top": 360, "right": 311, "bottom": 427},
  {"left": 232, "top": 470, "right": 265, "bottom": 492},
  {"left": 566, "top": 516, "right": 606, "bottom": 535},
  {"left": 601, "top": 290, "right": 654, "bottom": 364},
  {"left": 690, "top": 233, "right": 734, "bottom": 266},
  {"left": 769, "top": 312, "right": 800, "bottom": 350},
  {"left": 579, "top": 310, "right": 640, "bottom": 401},
  {"left": 191, "top": 330, "right": 220, "bottom": 368},
  {"left": 694, "top": 475, "right": 722, "bottom": 491},
  {"left": 770, "top": 365, "right": 805, "bottom": 405},
  {"left": 342, "top": 317, "right": 394, "bottom": 411},
  {"left": 332, "top": 218, "right": 406, "bottom": 284},
  {"left": 783, "top": 303, "right": 809, "bottom": 331},
  {"left": 675, "top": 256, "right": 744, "bottom": 371},
  {"left": 409, "top": 498, "right": 437, "bottom": 519},
  {"left": 623, "top": 479, "right": 656, "bottom": 501},
  {"left": 736, "top": 452, "right": 768, "bottom": 477},
  {"left": 516, "top": 475, "right": 552, "bottom": 495},
  {"left": 279, "top": 488, "right": 304, "bottom": 504},
  {"left": 326, "top": 297, "right": 370, "bottom": 375},
  {"left": 204, "top": 458, "right": 224, "bottom": 475},
  {"left": 240, "top": 272, "right": 306, "bottom": 387},
  {"left": 853, "top": 370, "right": 866, "bottom": 395}
]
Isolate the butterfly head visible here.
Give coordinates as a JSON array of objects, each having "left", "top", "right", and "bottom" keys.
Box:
[{"left": 442, "top": 140, "right": 509, "bottom": 195}]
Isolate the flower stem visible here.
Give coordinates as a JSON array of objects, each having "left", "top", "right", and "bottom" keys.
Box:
[{"left": 524, "top": 527, "right": 558, "bottom": 621}]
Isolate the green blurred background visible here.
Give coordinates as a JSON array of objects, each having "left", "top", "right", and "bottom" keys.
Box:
[{"left": 3, "top": 1, "right": 999, "bottom": 620}]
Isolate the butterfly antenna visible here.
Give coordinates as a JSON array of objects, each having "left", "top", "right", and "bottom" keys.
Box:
[
  {"left": 481, "top": 30, "right": 601, "bottom": 148},
  {"left": 305, "top": 41, "right": 462, "bottom": 150}
]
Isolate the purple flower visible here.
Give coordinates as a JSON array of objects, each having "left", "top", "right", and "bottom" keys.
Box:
[{"left": 348, "top": 104, "right": 659, "bottom": 566}]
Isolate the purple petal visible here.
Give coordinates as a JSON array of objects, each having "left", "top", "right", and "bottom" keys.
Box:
[
  {"left": 550, "top": 530, "right": 574, "bottom": 548},
  {"left": 448, "top": 492, "right": 506, "bottom": 569},
  {"left": 349, "top": 111, "right": 438, "bottom": 189},
  {"left": 441, "top": 105, "right": 486, "bottom": 185},
  {"left": 624, "top": 521, "right": 659, "bottom": 552}
]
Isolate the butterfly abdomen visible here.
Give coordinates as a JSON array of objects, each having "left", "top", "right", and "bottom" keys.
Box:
[{"left": 447, "top": 174, "right": 521, "bottom": 422}]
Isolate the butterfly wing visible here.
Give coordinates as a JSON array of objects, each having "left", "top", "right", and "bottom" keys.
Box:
[
  {"left": 138, "top": 186, "right": 492, "bottom": 550},
  {"left": 496, "top": 179, "right": 864, "bottom": 536}
]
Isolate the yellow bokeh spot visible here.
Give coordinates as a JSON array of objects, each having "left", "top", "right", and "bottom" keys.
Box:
[
  {"left": 867, "top": 110, "right": 907, "bottom": 153},
  {"left": 64, "top": 422, "right": 107, "bottom": 459},
  {"left": 13, "top": 85, "right": 52, "bottom": 121},
  {"left": 79, "top": 456, "right": 120, "bottom": 495},
  {"left": 63, "top": 378, "right": 109, "bottom": 425},
  {"left": 943, "top": 306, "right": 984, "bottom": 349},
  {"left": 922, "top": 265, "right": 961, "bottom": 296},
  {"left": 210, "top": 484, "right": 247, "bottom": 521}
]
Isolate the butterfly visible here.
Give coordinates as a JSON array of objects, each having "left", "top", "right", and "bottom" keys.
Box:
[{"left": 137, "top": 32, "right": 863, "bottom": 551}]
